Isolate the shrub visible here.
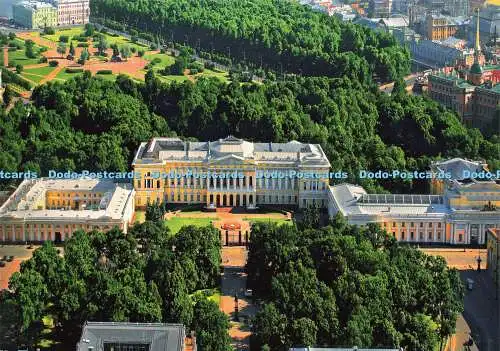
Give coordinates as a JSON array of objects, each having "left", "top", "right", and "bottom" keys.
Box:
[
  {"left": 131, "top": 35, "right": 138, "bottom": 43},
  {"left": 152, "top": 57, "right": 162, "bottom": 64},
  {"left": 15, "top": 64, "right": 23, "bottom": 74},
  {"left": 150, "top": 43, "right": 157, "bottom": 50},
  {"left": 38, "top": 57, "right": 48, "bottom": 63},
  {"left": 77, "top": 43, "right": 89, "bottom": 48},
  {"left": 7, "top": 47, "right": 17, "bottom": 52},
  {"left": 129, "top": 29, "right": 138, "bottom": 36},
  {"left": 138, "top": 50, "right": 145, "bottom": 57},
  {"left": 8, "top": 60, "right": 16, "bottom": 68},
  {"left": 8, "top": 32, "right": 16, "bottom": 40},
  {"left": 59, "top": 35, "right": 69, "bottom": 43},
  {"left": 130, "top": 47, "right": 137, "bottom": 53},
  {"left": 96, "top": 69, "right": 113, "bottom": 75},
  {"left": 49, "top": 60, "right": 59, "bottom": 67},
  {"left": 39, "top": 47, "right": 48, "bottom": 53},
  {"left": 65, "top": 68, "right": 84, "bottom": 73},
  {"left": 73, "top": 36, "right": 88, "bottom": 42},
  {"left": 189, "top": 68, "right": 199, "bottom": 75},
  {"left": 43, "top": 27, "right": 55, "bottom": 35}
]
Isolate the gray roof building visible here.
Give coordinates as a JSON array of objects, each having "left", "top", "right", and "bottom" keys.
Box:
[{"left": 76, "top": 322, "right": 186, "bottom": 351}]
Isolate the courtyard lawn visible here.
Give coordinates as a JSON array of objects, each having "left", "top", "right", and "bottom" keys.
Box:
[
  {"left": 165, "top": 217, "right": 218, "bottom": 234},
  {"left": 24, "top": 65, "right": 56, "bottom": 76},
  {"left": 243, "top": 217, "right": 292, "bottom": 226}
]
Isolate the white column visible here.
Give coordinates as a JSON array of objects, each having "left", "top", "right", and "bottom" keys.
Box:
[
  {"left": 246, "top": 175, "right": 250, "bottom": 191},
  {"left": 1, "top": 224, "right": 4, "bottom": 242},
  {"left": 433, "top": 224, "right": 437, "bottom": 242}
]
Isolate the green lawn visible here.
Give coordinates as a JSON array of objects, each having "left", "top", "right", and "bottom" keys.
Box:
[
  {"left": 165, "top": 217, "right": 218, "bottom": 234},
  {"left": 42, "top": 27, "right": 84, "bottom": 43},
  {"left": 157, "top": 74, "right": 190, "bottom": 83},
  {"left": 144, "top": 52, "right": 175, "bottom": 67},
  {"left": 95, "top": 73, "right": 118, "bottom": 82},
  {"left": 191, "top": 289, "right": 221, "bottom": 305},
  {"left": 8, "top": 49, "right": 42, "bottom": 66},
  {"left": 24, "top": 65, "right": 56, "bottom": 76},
  {"left": 55, "top": 69, "right": 83, "bottom": 81},
  {"left": 244, "top": 217, "right": 292, "bottom": 226},
  {"left": 21, "top": 72, "right": 45, "bottom": 83},
  {"left": 193, "top": 68, "right": 229, "bottom": 82}
]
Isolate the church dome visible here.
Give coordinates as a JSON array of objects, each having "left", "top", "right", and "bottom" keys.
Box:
[{"left": 470, "top": 62, "right": 483, "bottom": 75}]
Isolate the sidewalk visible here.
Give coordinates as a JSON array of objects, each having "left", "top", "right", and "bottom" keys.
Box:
[{"left": 220, "top": 247, "right": 256, "bottom": 350}]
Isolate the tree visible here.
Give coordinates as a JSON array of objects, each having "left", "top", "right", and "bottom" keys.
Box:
[
  {"left": 111, "top": 43, "right": 119, "bottom": 57},
  {"left": 145, "top": 200, "right": 165, "bottom": 222},
  {"left": 25, "top": 39, "right": 35, "bottom": 59},
  {"left": 120, "top": 44, "right": 131, "bottom": 60},
  {"left": 3, "top": 84, "right": 14, "bottom": 105},
  {"left": 79, "top": 48, "right": 90, "bottom": 64},
  {"left": 57, "top": 44, "right": 66, "bottom": 58},
  {"left": 69, "top": 41, "right": 75, "bottom": 57},
  {"left": 97, "top": 39, "right": 108, "bottom": 56},
  {"left": 192, "top": 298, "right": 231, "bottom": 351}
]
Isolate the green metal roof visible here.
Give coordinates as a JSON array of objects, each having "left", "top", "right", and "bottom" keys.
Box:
[{"left": 470, "top": 62, "right": 483, "bottom": 74}]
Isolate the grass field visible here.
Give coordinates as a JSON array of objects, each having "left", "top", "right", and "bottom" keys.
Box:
[
  {"left": 193, "top": 68, "right": 229, "bottom": 82},
  {"left": 42, "top": 27, "right": 83, "bottom": 43},
  {"left": 144, "top": 52, "right": 175, "bottom": 67},
  {"left": 165, "top": 217, "right": 218, "bottom": 234},
  {"left": 8, "top": 49, "right": 42, "bottom": 66},
  {"left": 54, "top": 69, "right": 83, "bottom": 81},
  {"left": 24, "top": 65, "right": 56, "bottom": 76},
  {"left": 243, "top": 217, "right": 292, "bottom": 226}
]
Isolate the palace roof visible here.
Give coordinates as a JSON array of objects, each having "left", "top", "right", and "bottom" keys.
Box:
[{"left": 133, "top": 136, "right": 331, "bottom": 167}]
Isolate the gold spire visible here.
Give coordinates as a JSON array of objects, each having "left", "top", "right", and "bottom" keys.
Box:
[{"left": 475, "top": 7, "right": 481, "bottom": 54}]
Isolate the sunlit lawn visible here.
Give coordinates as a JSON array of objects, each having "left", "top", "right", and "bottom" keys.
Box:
[
  {"left": 243, "top": 217, "right": 292, "bottom": 226},
  {"left": 55, "top": 69, "right": 83, "bottom": 81},
  {"left": 165, "top": 217, "right": 218, "bottom": 234},
  {"left": 144, "top": 52, "right": 175, "bottom": 67},
  {"left": 8, "top": 49, "right": 42, "bottom": 66},
  {"left": 191, "top": 289, "right": 221, "bottom": 305}
]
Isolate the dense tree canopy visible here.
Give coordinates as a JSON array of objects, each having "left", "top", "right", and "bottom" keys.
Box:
[
  {"left": 91, "top": 0, "right": 410, "bottom": 82},
  {"left": 0, "top": 220, "right": 227, "bottom": 350},
  {"left": 1, "top": 73, "right": 497, "bottom": 193},
  {"left": 248, "top": 217, "right": 464, "bottom": 350}
]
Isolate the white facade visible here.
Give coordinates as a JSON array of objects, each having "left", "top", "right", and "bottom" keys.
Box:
[
  {"left": 0, "top": 178, "right": 135, "bottom": 243},
  {"left": 328, "top": 159, "right": 500, "bottom": 245}
]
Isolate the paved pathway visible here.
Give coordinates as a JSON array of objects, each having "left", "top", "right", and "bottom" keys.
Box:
[
  {"left": 220, "top": 247, "right": 256, "bottom": 351},
  {"left": 421, "top": 248, "right": 496, "bottom": 350},
  {"left": 39, "top": 65, "right": 64, "bottom": 85}
]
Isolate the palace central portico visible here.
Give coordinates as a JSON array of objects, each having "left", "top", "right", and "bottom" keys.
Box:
[{"left": 132, "top": 136, "right": 331, "bottom": 209}]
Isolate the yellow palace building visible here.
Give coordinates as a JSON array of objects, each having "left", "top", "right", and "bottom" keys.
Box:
[{"left": 132, "top": 136, "right": 331, "bottom": 210}]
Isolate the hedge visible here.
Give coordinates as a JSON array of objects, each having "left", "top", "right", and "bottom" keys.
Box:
[
  {"left": 96, "top": 70, "right": 113, "bottom": 75},
  {"left": 77, "top": 43, "right": 89, "bottom": 48},
  {"left": 65, "top": 68, "right": 84, "bottom": 73},
  {"left": 1, "top": 67, "right": 32, "bottom": 89}
]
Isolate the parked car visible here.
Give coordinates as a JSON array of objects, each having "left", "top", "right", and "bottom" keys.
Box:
[
  {"left": 0, "top": 261, "right": 5, "bottom": 267},
  {"left": 6, "top": 255, "right": 14, "bottom": 262},
  {"left": 1, "top": 255, "right": 7, "bottom": 261}
]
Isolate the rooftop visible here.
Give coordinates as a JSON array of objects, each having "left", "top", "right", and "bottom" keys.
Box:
[
  {"left": 77, "top": 322, "right": 186, "bottom": 351},
  {"left": 133, "top": 136, "right": 331, "bottom": 167},
  {"left": 0, "top": 178, "right": 134, "bottom": 221},
  {"left": 329, "top": 184, "right": 449, "bottom": 219}
]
